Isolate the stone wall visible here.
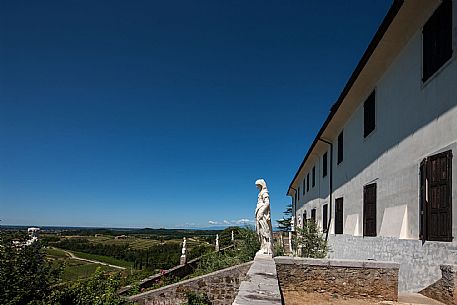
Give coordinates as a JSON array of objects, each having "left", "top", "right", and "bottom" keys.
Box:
[
  {"left": 420, "top": 264, "right": 457, "bottom": 305},
  {"left": 275, "top": 256, "right": 399, "bottom": 301},
  {"left": 128, "top": 261, "right": 252, "bottom": 305},
  {"left": 328, "top": 234, "right": 457, "bottom": 292}
]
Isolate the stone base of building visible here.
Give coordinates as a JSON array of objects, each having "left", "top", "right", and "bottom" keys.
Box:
[
  {"left": 420, "top": 264, "right": 457, "bottom": 305},
  {"left": 328, "top": 234, "right": 457, "bottom": 292},
  {"left": 275, "top": 256, "right": 399, "bottom": 302}
]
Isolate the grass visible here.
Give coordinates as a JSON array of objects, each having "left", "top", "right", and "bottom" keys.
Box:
[
  {"left": 61, "top": 260, "right": 120, "bottom": 282},
  {"left": 46, "top": 247, "right": 70, "bottom": 259},
  {"left": 69, "top": 250, "right": 133, "bottom": 269}
]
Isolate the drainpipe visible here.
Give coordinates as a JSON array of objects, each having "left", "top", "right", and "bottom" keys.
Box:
[
  {"left": 318, "top": 138, "right": 333, "bottom": 242},
  {"left": 289, "top": 187, "right": 297, "bottom": 232}
]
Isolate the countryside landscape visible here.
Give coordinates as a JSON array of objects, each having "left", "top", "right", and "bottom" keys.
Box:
[{"left": 2, "top": 0, "right": 457, "bottom": 304}]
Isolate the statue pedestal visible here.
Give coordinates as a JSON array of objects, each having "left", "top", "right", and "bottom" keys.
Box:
[{"left": 180, "top": 255, "right": 187, "bottom": 265}]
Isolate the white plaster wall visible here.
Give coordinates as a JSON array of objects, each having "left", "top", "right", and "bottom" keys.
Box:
[{"left": 296, "top": 1, "right": 457, "bottom": 240}]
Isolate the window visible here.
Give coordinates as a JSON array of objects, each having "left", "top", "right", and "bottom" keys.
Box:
[
  {"left": 363, "top": 183, "right": 377, "bottom": 237},
  {"left": 323, "top": 152, "right": 328, "bottom": 178},
  {"left": 306, "top": 173, "right": 310, "bottom": 192},
  {"left": 297, "top": 187, "right": 300, "bottom": 201},
  {"left": 423, "top": 0, "right": 453, "bottom": 82},
  {"left": 364, "top": 91, "right": 376, "bottom": 137},
  {"left": 312, "top": 166, "right": 315, "bottom": 187},
  {"left": 303, "top": 178, "right": 305, "bottom": 195},
  {"left": 335, "top": 198, "right": 344, "bottom": 234},
  {"left": 337, "top": 131, "right": 344, "bottom": 164},
  {"left": 302, "top": 212, "right": 307, "bottom": 229},
  {"left": 311, "top": 208, "right": 316, "bottom": 222},
  {"left": 322, "top": 204, "right": 328, "bottom": 233}
]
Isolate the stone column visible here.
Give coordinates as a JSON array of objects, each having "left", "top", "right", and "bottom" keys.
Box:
[
  {"left": 215, "top": 234, "right": 220, "bottom": 252},
  {"left": 288, "top": 231, "right": 293, "bottom": 255}
]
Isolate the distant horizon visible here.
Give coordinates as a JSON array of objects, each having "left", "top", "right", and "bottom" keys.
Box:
[{"left": 0, "top": 223, "right": 254, "bottom": 230}]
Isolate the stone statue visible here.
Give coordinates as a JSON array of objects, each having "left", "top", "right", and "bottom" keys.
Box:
[
  {"left": 181, "top": 237, "right": 187, "bottom": 255},
  {"left": 180, "top": 237, "right": 187, "bottom": 265},
  {"left": 255, "top": 179, "right": 273, "bottom": 255},
  {"left": 231, "top": 230, "right": 234, "bottom": 242},
  {"left": 215, "top": 234, "right": 220, "bottom": 252}
]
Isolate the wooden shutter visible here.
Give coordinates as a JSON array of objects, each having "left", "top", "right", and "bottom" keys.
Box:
[
  {"left": 312, "top": 166, "right": 316, "bottom": 187},
  {"left": 307, "top": 173, "right": 310, "bottom": 191},
  {"left": 419, "top": 159, "right": 427, "bottom": 243},
  {"left": 311, "top": 209, "right": 316, "bottom": 222},
  {"left": 364, "top": 91, "right": 376, "bottom": 137},
  {"left": 335, "top": 198, "right": 344, "bottom": 234},
  {"left": 323, "top": 204, "right": 328, "bottom": 233},
  {"left": 337, "top": 131, "right": 344, "bottom": 164},
  {"left": 323, "top": 152, "right": 328, "bottom": 177},
  {"left": 427, "top": 150, "right": 453, "bottom": 241},
  {"left": 363, "top": 183, "right": 377, "bottom": 237},
  {"left": 422, "top": 0, "right": 453, "bottom": 81}
]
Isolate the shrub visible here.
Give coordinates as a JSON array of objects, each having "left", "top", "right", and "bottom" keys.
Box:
[
  {"left": 185, "top": 291, "right": 212, "bottom": 305},
  {"left": 293, "top": 221, "right": 328, "bottom": 258}
]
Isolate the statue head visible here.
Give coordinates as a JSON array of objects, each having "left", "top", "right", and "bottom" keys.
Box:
[{"left": 255, "top": 179, "right": 267, "bottom": 191}]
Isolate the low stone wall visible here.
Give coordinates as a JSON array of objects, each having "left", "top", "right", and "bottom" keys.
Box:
[
  {"left": 233, "top": 253, "right": 282, "bottom": 305},
  {"left": 420, "top": 264, "right": 457, "bottom": 305},
  {"left": 328, "top": 234, "right": 457, "bottom": 292},
  {"left": 128, "top": 261, "right": 252, "bottom": 305},
  {"left": 275, "top": 256, "right": 399, "bottom": 301},
  {"left": 119, "top": 245, "right": 236, "bottom": 295}
]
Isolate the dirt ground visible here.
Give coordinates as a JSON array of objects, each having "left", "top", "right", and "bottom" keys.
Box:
[{"left": 283, "top": 291, "right": 400, "bottom": 305}]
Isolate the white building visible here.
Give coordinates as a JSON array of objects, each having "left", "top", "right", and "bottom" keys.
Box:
[{"left": 287, "top": 0, "right": 457, "bottom": 292}]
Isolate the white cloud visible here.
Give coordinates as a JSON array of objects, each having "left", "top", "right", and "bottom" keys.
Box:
[
  {"left": 236, "top": 218, "right": 254, "bottom": 224},
  {"left": 208, "top": 220, "right": 220, "bottom": 225},
  {"left": 223, "top": 220, "right": 230, "bottom": 225}
]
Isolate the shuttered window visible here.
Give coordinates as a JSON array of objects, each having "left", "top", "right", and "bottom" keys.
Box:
[
  {"left": 307, "top": 173, "right": 310, "bottom": 192},
  {"left": 302, "top": 178, "right": 305, "bottom": 195},
  {"left": 363, "top": 183, "right": 377, "bottom": 237},
  {"left": 335, "top": 198, "right": 344, "bottom": 234},
  {"left": 322, "top": 204, "right": 328, "bottom": 233},
  {"left": 364, "top": 91, "right": 376, "bottom": 137},
  {"left": 337, "top": 131, "right": 344, "bottom": 164},
  {"left": 422, "top": 0, "right": 453, "bottom": 82},
  {"left": 323, "top": 152, "right": 328, "bottom": 178},
  {"left": 312, "top": 166, "right": 316, "bottom": 187},
  {"left": 311, "top": 208, "right": 316, "bottom": 222}
]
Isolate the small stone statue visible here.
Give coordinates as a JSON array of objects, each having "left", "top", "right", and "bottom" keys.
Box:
[
  {"left": 231, "top": 230, "right": 234, "bottom": 242},
  {"left": 255, "top": 179, "right": 273, "bottom": 255},
  {"left": 181, "top": 237, "right": 187, "bottom": 255},
  {"left": 180, "top": 237, "right": 187, "bottom": 265},
  {"left": 215, "top": 234, "right": 220, "bottom": 252}
]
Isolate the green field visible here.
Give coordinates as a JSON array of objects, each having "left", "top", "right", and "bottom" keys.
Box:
[
  {"left": 46, "top": 247, "right": 70, "bottom": 259},
  {"left": 46, "top": 248, "right": 122, "bottom": 282},
  {"left": 61, "top": 260, "right": 120, "bottom": 282},
  {"left": 69, "top": 250, "right": 133, "bottom": 269},
  {"left": 85, "top": 235, "right": 207, "bottom": 250}
]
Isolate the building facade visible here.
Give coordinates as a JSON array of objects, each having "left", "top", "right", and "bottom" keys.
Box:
[{"left": 287, "top": 0, "right": 457, "bottom": 292}]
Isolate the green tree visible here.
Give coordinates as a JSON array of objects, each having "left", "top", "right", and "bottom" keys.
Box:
[
  {"left": 276, "top": 203, "right": 292, "bottom": 231},
  {"left": 48, "top": 268, "right": 131, "bottom": 305},
  {"left": 293, "top": 220, "right": 327, "bottom": 258},
  {"left": 0, "top": 232, "right": 62, "bottom": 305}
]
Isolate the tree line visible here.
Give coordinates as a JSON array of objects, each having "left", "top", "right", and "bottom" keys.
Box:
[{"left": 51, "top": 238, "right": 210, "bottom": 271}]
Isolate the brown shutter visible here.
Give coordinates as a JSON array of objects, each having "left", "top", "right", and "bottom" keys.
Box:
[
  {"left": 323, "top": 204, "right": 328, "bottom": 233},
  {"left": 363, "top": 183, "right": 377, "bottom": 237},
  {"left": 335, "top": 198, "right": 344, "bottom": 234}
]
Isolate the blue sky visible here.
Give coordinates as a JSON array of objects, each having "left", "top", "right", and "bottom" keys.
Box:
[{"left": 0, "top": 0, "right": 392, "bottom": 228}]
